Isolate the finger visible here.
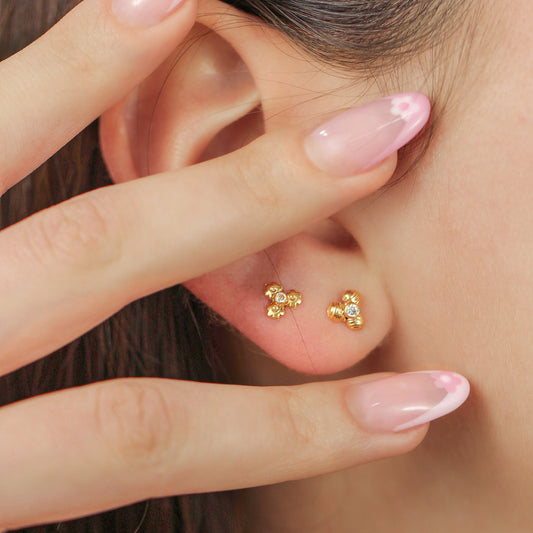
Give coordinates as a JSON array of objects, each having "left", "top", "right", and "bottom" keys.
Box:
[
  {"left": 0, "top": 95, "right": 431, "bottom": 374},
  {"left": 0, "top": 371, "right": 471, "bottom": 529},
  {"left": 0, "top": 0, "right": 197, "bottom": 192}
]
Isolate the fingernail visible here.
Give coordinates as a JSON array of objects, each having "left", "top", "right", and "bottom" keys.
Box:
[
  {"left": 345, "top": 371, "right": 470, "bottom": 433},
  {"left": 304, "top": 93, "right": 431, "bottom": 177},
  {"left": 112, "top": 0, "right": 185, "bottom": 28}
]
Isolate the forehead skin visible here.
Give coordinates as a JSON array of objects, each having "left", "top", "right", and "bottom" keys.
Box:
[{"left": 337, "top": 0, "right": 532, "bottom": 525}]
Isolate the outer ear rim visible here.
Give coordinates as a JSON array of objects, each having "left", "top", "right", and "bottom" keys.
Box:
[
  {"left": 100, "top": 16, "right": 263, "bottom": 181},
  {"left": 99, "top": 94, "right": 140, "bottom": 184}
]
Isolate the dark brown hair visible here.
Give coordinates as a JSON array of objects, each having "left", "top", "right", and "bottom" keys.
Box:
[
  {"left": 0, "top": 1, "right": 469, "bottom": 531},
  {"left": 225, "top": 0, "right": 466, "bottom": 73}
]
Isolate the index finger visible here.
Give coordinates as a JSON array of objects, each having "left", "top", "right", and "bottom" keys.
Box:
[{"left": 0, "top": 0, "right": 197, "bottom": 192}]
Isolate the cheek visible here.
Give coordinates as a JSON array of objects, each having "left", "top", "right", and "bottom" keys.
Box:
[
  {"left": 348, "top": 93, "right": 533, "bottom": 480},
  {"left": 374, "top": 36, "right": 533, "bottom": 372},
  {"left": 384, "top": 103, "right": 533, "bottom": 372},
  {"left": 383, "top": 156, "right": 533, "bottom": 370}
]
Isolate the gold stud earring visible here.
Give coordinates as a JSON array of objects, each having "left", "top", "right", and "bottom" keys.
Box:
[
  {"left": 264, "top": 282, "right": 302, "bottom": 319},
  {"left": 327, "top": 290, "right": 364, "bottom": 330}
]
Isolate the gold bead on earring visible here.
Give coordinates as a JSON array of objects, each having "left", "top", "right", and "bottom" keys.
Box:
[
  {"left": 264, "top": 282, "right": 302, "bottom": 319},
  {"left": 327, "top": 290, "right": 364, "bottom": 330}
]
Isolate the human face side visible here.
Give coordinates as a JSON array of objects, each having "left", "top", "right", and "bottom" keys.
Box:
[{"left": 335, "top": 0, "right": 533, "bottom": 505}]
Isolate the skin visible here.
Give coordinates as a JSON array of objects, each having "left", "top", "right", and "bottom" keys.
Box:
[
  {"left": 100, "top": 0, "right": 532, "bottom": 529},
  {"left": 0, "top": 0, "right": 431, "bottom": 529},
  {"left": 1, "top": 0, "right": 530, "bottom": 531},
  {"left": 232, "top": 1, "right": 533, "bottom": 531}
]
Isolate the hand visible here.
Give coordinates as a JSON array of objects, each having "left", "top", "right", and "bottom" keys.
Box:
[{"left": 0, "top": 0, "right": 468, "bottom": 528}]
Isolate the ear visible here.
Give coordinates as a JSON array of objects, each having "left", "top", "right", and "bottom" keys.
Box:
[{"left": 99, "top": 0, "right": 394, "bottom": 375}]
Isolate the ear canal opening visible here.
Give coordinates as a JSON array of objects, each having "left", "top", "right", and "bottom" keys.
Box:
[{"left": 198, "top": 104, "right": 265, "bottom": 162}]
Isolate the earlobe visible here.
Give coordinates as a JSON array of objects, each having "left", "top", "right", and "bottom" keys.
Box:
[{"left": 186, "top": 233, "right": 394, "bottom": 375}]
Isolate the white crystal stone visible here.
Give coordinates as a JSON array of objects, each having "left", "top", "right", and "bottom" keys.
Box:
[
  {"left": 345, "top": 304, "right": 360, "bottom": 318},
  {"left": 275, "top": 292, "right": 288, "bottom": 304}
]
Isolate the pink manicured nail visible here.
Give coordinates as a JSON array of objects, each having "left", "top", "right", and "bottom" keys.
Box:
[
  {"left": 112, "top": 0, "right": 185, "bottom": 28},
  {"left": 346, "top": 371, "right": 470, "bottom": 433},
  {"left": 304, "top": 93, "right": 430, "bottom": 177}
]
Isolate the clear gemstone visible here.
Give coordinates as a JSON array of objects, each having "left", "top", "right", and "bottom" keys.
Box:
[
  {"left": 345, "top": 304, "right": 360, "bottom": 318},
  {"left": 275, "top": 292, "right": 288, "bottom": 304}
]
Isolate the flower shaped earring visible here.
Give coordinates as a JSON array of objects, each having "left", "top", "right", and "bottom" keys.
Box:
[
  {"left": 264, "top": 282, "right": 302, "bottom": 319},
  {"left": 327, "top": 290, "right": 364, "bottom": 330}
]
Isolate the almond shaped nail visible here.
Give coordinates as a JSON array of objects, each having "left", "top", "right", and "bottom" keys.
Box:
[
  {"left": 345, "top": 371, "right": 470, "bottom": 433},
  {"left": 304, "top": 93, "right": 431, "bottom": 177},
  {"left": 112, "top": 0, "right": 185, "bottom": 28}
]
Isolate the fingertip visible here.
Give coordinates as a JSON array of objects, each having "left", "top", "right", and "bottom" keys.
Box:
[
  {"left": 304, "top": 93, "right": 430, "bottom": 177},
  {"left": 109, "top": 0, "right": 196, "bottom": 29},
  {"left": 345, "top": 371, "right": 470, "bottom": 434}
]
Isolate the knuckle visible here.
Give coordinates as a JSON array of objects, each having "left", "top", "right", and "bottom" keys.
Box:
[
  {"left": 276, "top": 387, "right": 318, "bottom": 450},
  {"left": 94, "top": 382, "right": 178, "bottom": 468},
  {"left": 23, "top": 193, "right": 121, "bottom": 270}
]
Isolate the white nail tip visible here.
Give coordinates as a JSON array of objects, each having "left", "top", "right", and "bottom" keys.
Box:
[{"left": 393, "top": 371, "right": 471, "bottom": 432}]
